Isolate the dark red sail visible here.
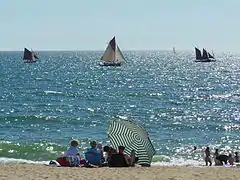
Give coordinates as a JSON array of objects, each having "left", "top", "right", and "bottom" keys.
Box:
[
  {"left": 195, "top": 47, "right": 202, "bottom": 60},
  {"left": 109, "top": 36, "right": 116, "bottom": 52},
  {"left": 23, "top": 48, "right": 33, "bottom": 60},
  {"left": 202, "top": 48, "right": 209, "bottom": 59}
]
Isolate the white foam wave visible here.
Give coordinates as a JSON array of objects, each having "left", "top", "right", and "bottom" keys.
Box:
[
  {"left": 0, "top": 157, "right": 49, "bottom": 165},
  {"left": 152, "top": 158, "right": 204, "bottom": 167},
  {"left": 0, "top": 156, "right": 205, "bottom": 167},
  {"left": 44, "top": 90, "right": 63, "bottom": 94}
]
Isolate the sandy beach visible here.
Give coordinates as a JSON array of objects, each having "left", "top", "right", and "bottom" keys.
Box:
[{"left": 0, "top": 164, "right": 239, "bottom": 180}]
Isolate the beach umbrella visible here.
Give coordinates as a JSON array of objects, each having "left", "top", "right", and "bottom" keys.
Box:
[{"left": 107, "top": 120, "right": 155, "bottom": 165}]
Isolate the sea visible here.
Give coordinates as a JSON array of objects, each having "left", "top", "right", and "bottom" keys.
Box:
[{"left": 0, "top": 51, "right": 239, "bottom": 166}]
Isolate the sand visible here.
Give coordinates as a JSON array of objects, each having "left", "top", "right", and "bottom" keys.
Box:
[{"left": 0, "top": 164, "right": 239, "bottom": 180}]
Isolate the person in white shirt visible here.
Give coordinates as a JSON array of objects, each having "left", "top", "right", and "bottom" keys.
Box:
[{"left": 66, "top": 140, "right": 80, "bottom": 167}]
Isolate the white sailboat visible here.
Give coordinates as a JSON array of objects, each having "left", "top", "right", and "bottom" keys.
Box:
[
  {"left": 99, "top": 36, "right": 125, "bottom": 66},
  {"left": 173, "top": 47, "right": 176, "bottom": 54}
]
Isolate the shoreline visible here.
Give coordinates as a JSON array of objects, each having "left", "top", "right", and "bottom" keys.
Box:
[{"left": 0, "top": 164, "right": 239, "bottom": 180}]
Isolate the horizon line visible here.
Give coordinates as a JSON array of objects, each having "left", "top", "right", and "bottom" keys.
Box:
[{"left": 0, "top": 49, "right": 235, "bottom": 53}]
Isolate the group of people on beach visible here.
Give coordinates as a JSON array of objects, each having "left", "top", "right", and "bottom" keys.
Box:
[
  {"left": 202, "top": 146, "right": 239, "bottom": 166},
  {"left": 55, "top": 139, "right": 138, "bottom": 167}
]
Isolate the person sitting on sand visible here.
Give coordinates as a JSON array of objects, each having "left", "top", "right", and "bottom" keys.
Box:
[
  {"left": 235, "top": 152, "right": 239, "bottom": 163},
  {"left": 214, "top": 149, "right": 221, "bottom": 166},
  {"left": 103, "top": 145, "right": 117, "bottom": 163},
  {"left": 108, "top": 146, "right": 129, "bottom": 167},
  {"left": 129, "top": 149, "right": 138, "bottom": 166},
  {"left": 85, "top": 141, "right": 101, "bottom": 166},
  {"left": 66, "top": 139, "right": 81, "bottom": 167},
  {"left": 118, "top": 146, "right": 131, "bottom": 165},
  {"left": 97, "top": 143, "right": 105, "bottom": 163},
  {"left": 205, "top": 147, "right": 212, "bottom": 166}
]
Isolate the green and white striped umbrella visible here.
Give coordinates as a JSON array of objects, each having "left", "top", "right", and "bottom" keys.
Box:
[{"left": 107, "top": 120, "right": 155, "bottom": 165}]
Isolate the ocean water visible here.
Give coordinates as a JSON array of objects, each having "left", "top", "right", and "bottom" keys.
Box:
[{"left": 0, "top": 51, "right": 239, "bottom": 166}]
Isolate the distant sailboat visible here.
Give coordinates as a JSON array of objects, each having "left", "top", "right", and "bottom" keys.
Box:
[
  {"left": 173, "top": 47, "right": 176, "bottom": 54},
  {"left": 23, "top": 48, "right": 39, "bottom": 63},
  {"left": 194, "top": 47, "right": 215, "bottom": 62},
  {"left": 99, "top": 36, "right": 125, "bottom": 66}
]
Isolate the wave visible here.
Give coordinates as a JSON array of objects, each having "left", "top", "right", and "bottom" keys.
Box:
[
  {"left": 0, "top": 157, "right": 48, "bottom": 165},
  {"left": 0, "top": 141, "right": 205, "bottom": 166},
  {"left": 44, "top": 90, "right": 63, "bottom": 95},
  {"left": 152, "top": 158, "right": 203, "bottom": 167},
  {"left": 0, "top": 156, "right": 204, "bottom": 167}
]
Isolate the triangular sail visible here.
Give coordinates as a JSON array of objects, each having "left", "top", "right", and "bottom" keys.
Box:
[
  {"left": 32, "top": 51, "right": 39, "bottom": 59},
  {"left": 23, "top": 48, "right": 33, "bottom": 60},
  {"left": 208, "top": 52, "right": 214, "bottom": 59},
  {"left": 202, "top": 48, "right": 209, "bottom": 59},
  {"left": 101, "top": 37, "right": 115, "bottom": 62},
  {"left": 109, "top": 36, "right": 116, "bottom": 52},
  {"left": 115, "top": 45, "right": 125, "bottom": 62},
  {"left": 195, "top": 47, "right": 202, "bottom": 60}
]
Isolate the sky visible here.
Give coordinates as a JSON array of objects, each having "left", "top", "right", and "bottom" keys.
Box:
[{"left": 0, "top": 0, "right": 240, "bottom": 52}]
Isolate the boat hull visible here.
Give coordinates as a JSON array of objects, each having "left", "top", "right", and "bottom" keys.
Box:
[
  {"left": 195, "top": 59, "right": 216, "bottom": 62},
  {"left": 99, "top": 61, "right": 122, "bottom": 66},
  {"left": 24, "top": 60, "right": 37, "bottom": 63}
]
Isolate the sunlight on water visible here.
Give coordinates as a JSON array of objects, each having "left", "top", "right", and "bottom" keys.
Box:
[{"left": 0, "top": 51, "right": 240, "bottom": 165}]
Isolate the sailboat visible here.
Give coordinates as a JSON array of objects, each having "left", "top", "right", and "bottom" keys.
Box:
[
  {"left": 173, "top": 47, "right": 176, "bottom": 54},
  {"left": 99, "top": 36, "right": 125, "bottom": 66},
  {"left": 23, "top": 48, "right": 39, "bottom": 63},
  {"left": 194, "top": 47, "right": 215, "bottom": 62}
]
